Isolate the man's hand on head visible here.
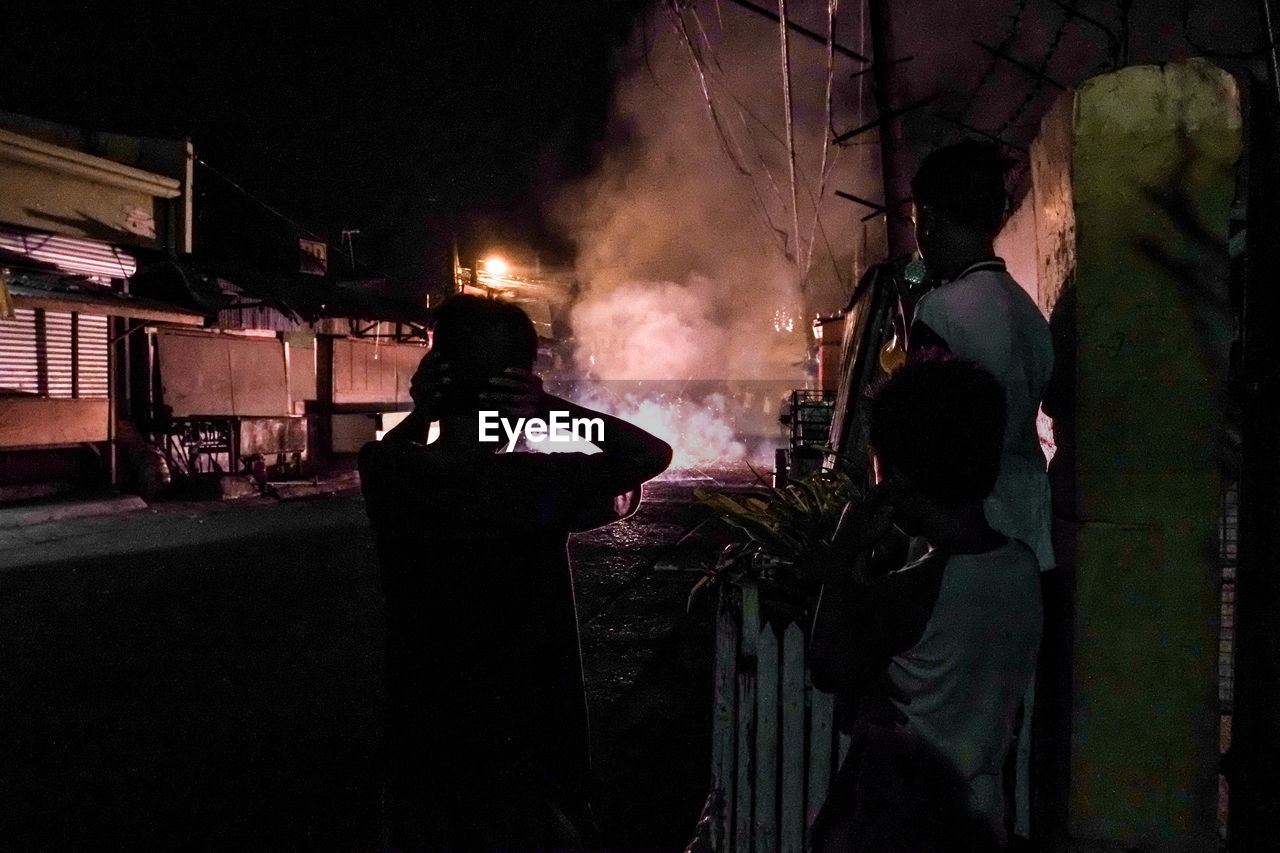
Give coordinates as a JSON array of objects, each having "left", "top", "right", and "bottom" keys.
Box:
[
  {"left": 480, "top": 368, "right": 547, "bottom": 420},
  {"left": 409, "top": 355, "right": 452, "bottom": 418}
]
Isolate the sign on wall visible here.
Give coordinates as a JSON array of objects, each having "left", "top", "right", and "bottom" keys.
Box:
[{"left": 299, "top": 238, "right": 327, "bottom": 276}]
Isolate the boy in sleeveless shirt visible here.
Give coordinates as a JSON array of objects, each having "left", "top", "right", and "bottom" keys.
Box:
[{"left": 808, "top": 357, "right": 1042, "bottom": 851}]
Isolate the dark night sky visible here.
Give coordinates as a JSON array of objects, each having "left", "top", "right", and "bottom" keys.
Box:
[
  {"left": 0, "top": 1, "right": 651, "bottom": 292},
  {"left": 3, "top": 0, "right": 1262, "bottom": 299}
]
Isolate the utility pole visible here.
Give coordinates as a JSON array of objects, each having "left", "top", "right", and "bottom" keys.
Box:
[
  {"left": 867, "top": 0, "right": 912, "bottom": 258},
  {"left": 341, "top": 229, "right": 360, "bottom": 272}
]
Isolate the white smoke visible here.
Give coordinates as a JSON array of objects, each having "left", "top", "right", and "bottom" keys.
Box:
[{"left": 551, "top": 1, "right": 878, "bottom": 467}]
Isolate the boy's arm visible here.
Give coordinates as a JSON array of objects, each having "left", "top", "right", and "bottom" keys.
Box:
[
  {"left": 810, "top": 555, "right": 945, "bottom": 694},
  {"left": 808, "top": 494, "right": 943, "bottom": 693}
]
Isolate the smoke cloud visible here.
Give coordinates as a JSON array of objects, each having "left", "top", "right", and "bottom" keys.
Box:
[
  {"left": 549, "top": 2, "right": 880, "bottom": 470},
  {"left": 554, "top": 0, "right": 879, "bottom": 385}
]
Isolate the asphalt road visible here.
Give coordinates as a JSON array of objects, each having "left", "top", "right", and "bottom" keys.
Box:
[{"left": 0, "top": 477, "right": 744, "bottom": 851}]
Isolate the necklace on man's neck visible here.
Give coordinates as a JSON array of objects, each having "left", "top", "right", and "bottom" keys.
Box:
[{"left": 948, "top": 256, "right": 1005, "bottom": 282}]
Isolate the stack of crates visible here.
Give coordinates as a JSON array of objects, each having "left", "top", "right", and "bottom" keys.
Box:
[{"left": 777, "top": 390, "right": 835, "bottom": 484}]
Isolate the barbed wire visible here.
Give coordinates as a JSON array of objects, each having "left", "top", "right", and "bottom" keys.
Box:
[
  {"left": 961, "top": 0, "right": 1033, "bottom": 125},
  {"left": 998, "top": 0, "right": 1074, "bottom": 140}
]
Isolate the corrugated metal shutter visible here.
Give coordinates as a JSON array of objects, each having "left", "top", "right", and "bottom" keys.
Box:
[
  {"left": 45, "top": 311, "right": 74, "bottom": 397},
  {"left": 0, "top": 309, "right": 108, "bottom": 399},
  {"left": 0, "top": 225, "right": 137, "bottom": 281},
  {"left": 0, "top": 309, "right": 40, "bottom": 394},
  {"left": 77, "top": 314, "right": 109, "bottom": 399}
]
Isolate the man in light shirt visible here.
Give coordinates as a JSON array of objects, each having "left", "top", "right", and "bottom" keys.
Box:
[
  {"left": 909, "top": 141, "right": 1056, "bottom": 573},
  {"left": 809, "top": 357, "right": 1043, "bottom": 850}
]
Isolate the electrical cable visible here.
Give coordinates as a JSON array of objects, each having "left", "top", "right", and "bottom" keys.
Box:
[{"left": 195, "top": 156, "right": 353, "bottom": 263}]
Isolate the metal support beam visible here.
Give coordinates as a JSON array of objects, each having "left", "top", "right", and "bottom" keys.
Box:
[
  {"left": 934, "top": 113, "right": 1029, "bottom": 153},
  {"left": 1043, "top": 0, "right": 1120, "bottom": 59},
  {"left": 868, "top": 0, "right": 913, "bottom": 257},
  {"left": 849, "top": 55, "right": 914, "bottom": 79},
  {"left": 833, "top": 94, "right": 938, "bottom": 145},
  {"left": 973, "top": 40, "right": 1068, "bottom": 91}
]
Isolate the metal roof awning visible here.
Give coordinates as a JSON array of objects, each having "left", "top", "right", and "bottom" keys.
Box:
[{"left": 5, "top": 282, "right": 206, "bottom": 326}]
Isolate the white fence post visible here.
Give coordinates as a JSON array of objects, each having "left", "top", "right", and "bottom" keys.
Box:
[
  {"left": 734, "top": 584, "right": 760, "bottom": 853},
  {"left": 712, "top": 593, "right": 738, "bottom": 852},
  {"left": 780, "top": 623, "right": 806, "bottom": 853},
  {"left": 710, "top": 582, "right": 848, "bottom": 852},
  {"left": 807, "top": 682, "right": 835, "bottom": 833},
  {"left": 754, "top": 626, "right": 779, "bottom": 853}
]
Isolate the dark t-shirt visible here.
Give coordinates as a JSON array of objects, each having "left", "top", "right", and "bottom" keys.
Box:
[{"left": 358, "top": 437, "right": 640, "bottom": 846}]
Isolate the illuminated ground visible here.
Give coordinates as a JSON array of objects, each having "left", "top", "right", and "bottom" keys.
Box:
[{"left": 0, "top": 469, "right": 756, "bottom": 851}]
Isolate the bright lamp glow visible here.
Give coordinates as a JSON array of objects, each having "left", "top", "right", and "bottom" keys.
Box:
[{"left": 484, "top": 256, "right": 508, "bottom": 276}]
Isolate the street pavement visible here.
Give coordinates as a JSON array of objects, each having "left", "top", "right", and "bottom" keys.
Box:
[{"left": 0, "top": 474, "right": 747, "bottom": 851}]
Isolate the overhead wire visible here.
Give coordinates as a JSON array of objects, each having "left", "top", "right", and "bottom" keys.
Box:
[
  {"left": 195, "top": 156, "right": 353, "bottom": 264},
  {"left": 665, "top": 0, "right": 855, "bottom": 291},
  {"left": 667, "top": 0, "right": 755, "bottom": 177},
  {"left": 693, "top": 0, "right": 849, "bottom": 291},
  {"left": 802, "top": 0, "right": 841, "bottom": 279},
  {"left": 671, "top": 1, "right": 793, "bottom": 255}
]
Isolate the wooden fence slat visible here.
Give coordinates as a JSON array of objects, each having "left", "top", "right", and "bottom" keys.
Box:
[
  {"left": 740, "top": 584, "right": 760, "bottom": 657},
  {"left": 780, "top": 624, "right": 806, "bottom": 853},
  {"left": 754, "top": 627, "right": 779, "bottom": 853},
  {"left": 735, "top": 671, "right": 756, "bottom": 853},
  {"left": 734, "top": 584, "right": 760, "bottom": 853},
  {"left": 807, "top": 686, "right": 835, "bottom": 832},
  {"left": 712, "top": 593, "right": 738, "bottom": 851}
]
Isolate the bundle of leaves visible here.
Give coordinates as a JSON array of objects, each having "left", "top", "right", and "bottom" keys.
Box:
[
  {"left": 695, "top": 470, "right": 856, "bottom": 562},
  {"left": 689, "top": 470, "right": 857, "bottom": 609}
]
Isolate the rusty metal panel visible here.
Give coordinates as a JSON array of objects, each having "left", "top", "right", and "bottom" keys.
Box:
[
  {"left": 157, "top": 331, "right": 288, "bottom": 417},
  {"left": 284, "top": 332, "right": 317, "bottom": 406},
  {"left": 226, "top": 336, "right": 288, "bottom": 416},
  {"left": 0, "top": 396, "right": 108, "bottom": 446},
  {"left": 237, "top": 416, "right": 306, "bottom": 457},
  {"left": 331, "top": 338, "right": 424, "bottom": 405}
]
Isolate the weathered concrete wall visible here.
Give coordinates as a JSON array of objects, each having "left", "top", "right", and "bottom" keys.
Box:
[
  {"left": 994, "top": 181, "right": 1041, "bottom": 307},
  {"left": 1036, "top": 60, "right": 1239, "bottom": 851}
]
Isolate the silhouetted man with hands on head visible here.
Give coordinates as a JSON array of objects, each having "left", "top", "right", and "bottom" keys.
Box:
[{"left": 359, "top": 295, "right": 672, "bottom": 852}]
